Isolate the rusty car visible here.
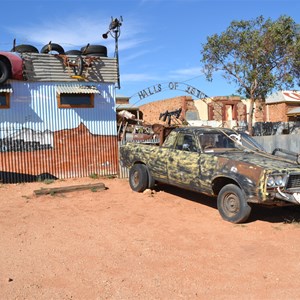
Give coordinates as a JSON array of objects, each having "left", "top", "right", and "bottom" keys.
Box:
[{"left": 120, "top": 126, "right": 300, "bottom": 223}]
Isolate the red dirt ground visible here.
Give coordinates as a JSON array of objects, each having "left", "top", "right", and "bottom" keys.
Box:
[{"left": 1, "top": 177, "right": 300, "bottom": 299}]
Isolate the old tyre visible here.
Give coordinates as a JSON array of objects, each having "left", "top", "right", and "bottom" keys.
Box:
[
  {"left": 0, "top": 60, "right": 9, "bottom": 84},
  {"left": 129, "top": 164, "right": 148, "bottom": 192},
  {"left": 81, "top": 45, "right": 107, "bottom": 56},
  {"left": 217, "top": 184, "right": 251, "bottom": 223},
  {"left": 11, "top": 44, "right": 39, "bottom": 53},
  {"left": 65, "top": 50, "right": 82, "bottom": 55},
  {"left": 86, "top": 52, "right": 107, "bottom": 58},
  {"left": 41, "top": 43, "right": 65, "bottom": 54}
]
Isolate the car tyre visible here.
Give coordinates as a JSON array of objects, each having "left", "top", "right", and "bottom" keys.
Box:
[
  {"left": 217, "top": 184, "right": 251, "bottom": 223},
  {"left": 129, "top": 164, "right": 148, "bottom": 192},
  {"left": 85, "top": 53, "right": 107, "bottom": 58},
  {"left": 11, "top": 44, "right": 39, "bottom": 53},
  {"left": 81, "top": 45, "right": 107, "bottom": 57},
  {"left": 65, "top": 50, "right": 82, "bottom": 55},
  {"left": 41, "top": 43, "right": 65, "bottom": 54}
]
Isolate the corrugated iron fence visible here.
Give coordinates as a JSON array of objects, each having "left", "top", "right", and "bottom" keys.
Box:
[{"left": 0, "top": 123, "right": 119, "bottom": 183}]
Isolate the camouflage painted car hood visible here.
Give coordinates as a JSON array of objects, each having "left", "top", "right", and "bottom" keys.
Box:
[{"left": 214, "top": 150, "right": 299, "bottom": 172}]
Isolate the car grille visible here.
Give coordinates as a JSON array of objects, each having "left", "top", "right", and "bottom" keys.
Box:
[{"left": 286, "top": 174, "right": 300, "bottom": 189}]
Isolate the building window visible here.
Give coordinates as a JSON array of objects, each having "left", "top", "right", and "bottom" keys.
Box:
[
  {"left": 57, "top": 93, "right": 94, "bottom": 108},
  {"left": 0, "top": 93, "right": 10, "bottom": 109}
]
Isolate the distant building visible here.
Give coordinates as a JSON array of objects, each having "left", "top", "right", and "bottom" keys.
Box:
[
  {"left": 116, "top": 95, "right": 141, "bottom": 121},
  {"left": 193, "top": 96, "right": 248, "bottom": 128},
  {"left": 266, "top": 91, "right": 300, "bottom": 122},
  {"left": 139, "top": 95, "right": 198, "bottom": 125}
]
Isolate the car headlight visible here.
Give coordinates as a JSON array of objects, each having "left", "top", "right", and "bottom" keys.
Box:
[
  {"left": 274, "top": 175, "right": 284, "bottom": 186},
  {"left": 267, "top": 176, "right": 275, "bottom": 187},
  {"left": 267, "top": 174, "right": 286, "bottom": 188}
]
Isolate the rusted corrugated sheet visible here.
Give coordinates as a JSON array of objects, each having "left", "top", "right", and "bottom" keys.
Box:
[{"left": 0, "top": 81, "right": 119, "bottom": 183}]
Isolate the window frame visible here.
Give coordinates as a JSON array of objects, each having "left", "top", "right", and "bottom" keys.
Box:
[
  {"left": 57, "top": 93, "right": 95, "bottom": 108},
  {"left": 175, "top": 133, "right": 198, "bottom": 152},
  {"left": 0, "top": 92, "right": 10, "bottom": 109}
]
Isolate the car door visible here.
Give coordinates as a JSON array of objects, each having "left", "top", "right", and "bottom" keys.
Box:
[
  {"left": 147, "top": 130, "right": 177, "bottom": 182},
  {"left": 167, "top": 133, "right": 201, "bottom": 189}
]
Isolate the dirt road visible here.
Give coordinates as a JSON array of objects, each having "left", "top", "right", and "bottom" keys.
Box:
[{"left": 1, "top": 177, "right": 300, "bottom": 299}]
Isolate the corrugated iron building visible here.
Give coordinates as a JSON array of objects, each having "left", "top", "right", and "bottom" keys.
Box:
[{"left": 0, "top": 52, "right": 119, "bottom": 182}]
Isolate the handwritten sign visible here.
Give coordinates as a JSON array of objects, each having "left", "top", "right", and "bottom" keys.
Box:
[{"left": 137, "top": 82, "right": 209, "bottom": 101}]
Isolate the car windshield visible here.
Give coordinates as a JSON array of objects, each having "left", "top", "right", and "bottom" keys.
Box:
[
  {"left": 239, "top": 132, "right": 266, "bottom": 151},
  {"left": 197, "top": 130, "right": 265, "bottom": 153}
]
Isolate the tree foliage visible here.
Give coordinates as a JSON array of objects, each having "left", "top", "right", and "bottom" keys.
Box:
[{"left": 200, "top": 15, "right": 300, "bottom": 132}]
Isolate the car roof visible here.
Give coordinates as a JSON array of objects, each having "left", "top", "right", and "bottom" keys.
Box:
[{"left": 173, "top": 126, "right": 235, "bottom": 134}]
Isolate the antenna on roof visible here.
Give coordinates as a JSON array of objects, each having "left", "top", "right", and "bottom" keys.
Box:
[
  {"left": 12, "top": 39, "right": 16, "bottom": 52},
  {"left": 102, "top": 16, "right": 123, "bottom": 89}
]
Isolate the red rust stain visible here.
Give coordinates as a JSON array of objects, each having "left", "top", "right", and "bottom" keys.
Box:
[{"left": 0, "top": 123, "right": 118, "bottom": 178}]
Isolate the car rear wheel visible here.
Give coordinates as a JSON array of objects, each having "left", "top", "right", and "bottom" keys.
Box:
[
  {"left": 217, "top": 184, "right": 251, "bottom": 223},
  {"left": 129, "top": 164, "right": 148, "bottom": 192}
]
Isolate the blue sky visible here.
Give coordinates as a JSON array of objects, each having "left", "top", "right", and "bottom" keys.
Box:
[{"left": 1, "top": 0, "right": 300, "bottom": 106}]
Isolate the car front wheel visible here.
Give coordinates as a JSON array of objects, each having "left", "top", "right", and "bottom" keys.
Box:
[
  {"left": 129, "top": 164, "right": 148, "bottom": 192},
  {"left": 217, "top": 184, "right": 251, "bottom": 223}
]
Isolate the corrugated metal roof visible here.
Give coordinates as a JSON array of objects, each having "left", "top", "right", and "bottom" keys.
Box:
[
  {"left": 266, "top": 90, "right": 300, "bottom": 104},
  {"left": 116, "top": 104, "right": 139, "bottom": 111},
  {"left": 287, "top": 107, "right": 300, "bottom": 115},
  {"left": 20, "top": 53, "right": 118, "bottom": 83},
  {"left": 0, "top": 83, "right": 13, "bottom": 93},
  {"left": 57, "top": 84, "right": 100, "bottom": 94}
]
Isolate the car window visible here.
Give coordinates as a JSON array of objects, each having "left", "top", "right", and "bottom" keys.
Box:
[
  {"left": 162, "top": 130, "right": 177, "bottom": 148},
  {"left": 199, "top": 132, "right": 240, "bottom": 151},
  {"left": 175, "top": 133, "right": 198, "bottom": 152}
]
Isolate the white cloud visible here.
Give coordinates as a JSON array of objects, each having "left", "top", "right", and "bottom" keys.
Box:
[
  {"left": 121, "top": 73, "right": 160, "bottom": 82},
  {"left": 7, "top": 14, "right": 148, "bottom": 53},
  {"left": 8, "top": 17, "right": 106, "bottom": 48},
  {"left": 121, "top": 43, "right": 163, "bottom": 63},
  {"left": 169, "top": 67, "right": 204, "bottom": 78},
  {"left": 121, "top": 66, "right": 204, "bottom": 84}
]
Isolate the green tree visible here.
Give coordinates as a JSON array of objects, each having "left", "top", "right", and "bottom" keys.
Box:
[{"left": 200, "top": 15, "right": 300, "bottom": 134}]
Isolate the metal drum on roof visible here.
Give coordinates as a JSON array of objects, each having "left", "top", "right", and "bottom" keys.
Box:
[{"left": 0, "top": 52, "right": 23, "bottom": 80}]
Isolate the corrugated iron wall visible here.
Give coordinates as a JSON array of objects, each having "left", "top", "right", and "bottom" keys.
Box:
[{"left": 0, "top": 81, "right": 119, "bottom": 183}]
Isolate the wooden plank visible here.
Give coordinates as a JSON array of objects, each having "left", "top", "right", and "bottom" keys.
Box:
[{"left": 34, "top": 182, "right": 106, "bottom": 196}]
